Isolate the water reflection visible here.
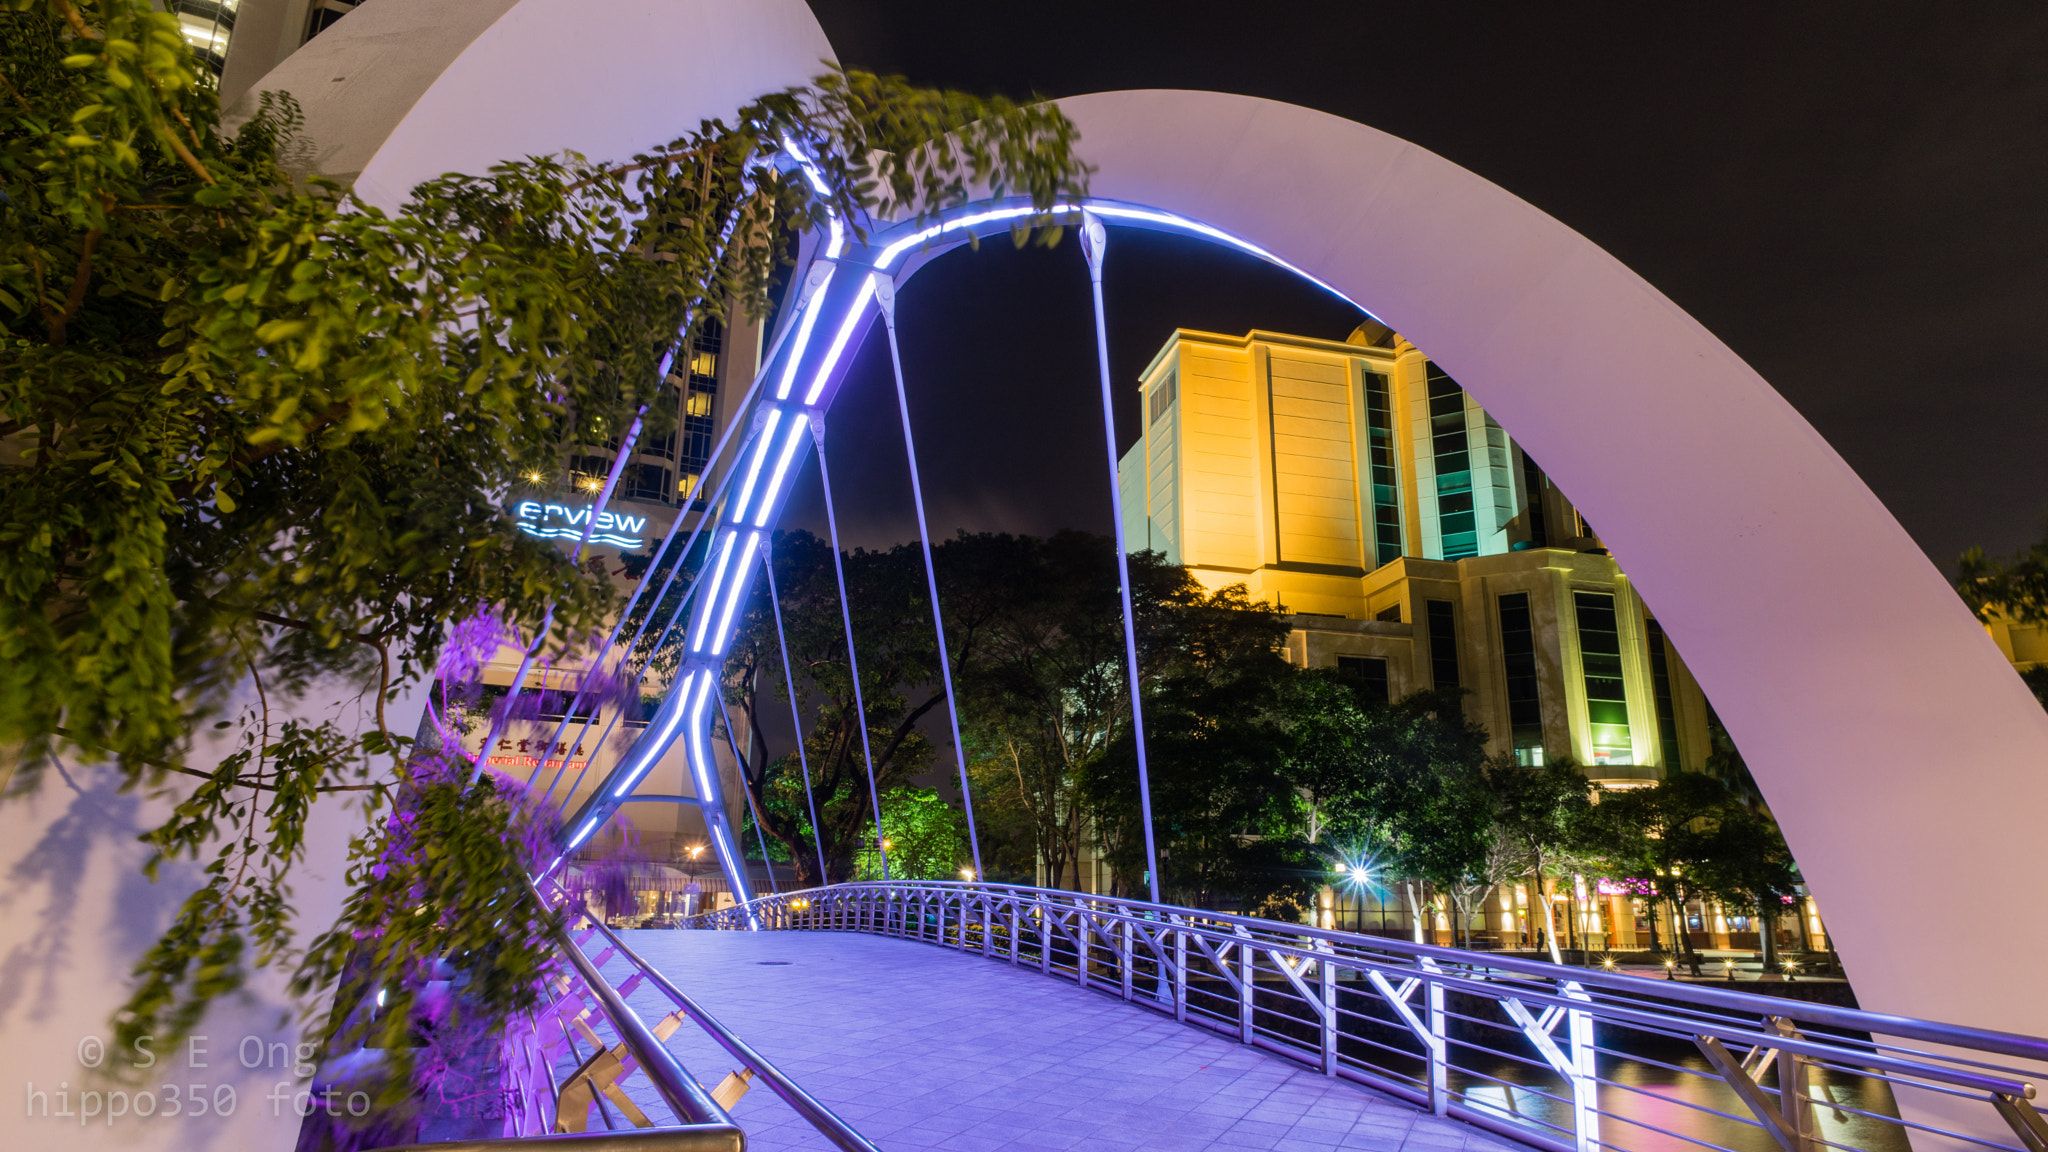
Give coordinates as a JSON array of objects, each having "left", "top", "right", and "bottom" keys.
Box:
[
  {"left": 1453, "top": 1031, "right": 1906, "bottom": 1152},
  {"left": 1217, "top": 981, "right": 1907, "bottom": 1152}
]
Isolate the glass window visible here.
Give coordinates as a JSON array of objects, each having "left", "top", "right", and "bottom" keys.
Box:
[
  {"left": 1574, "top": 591, "right": 1632, "bottom": 765},
  {"left": 1520, "top": 450, "right": 1550, "bottom": 549},
  {"left": 1645, "top": 618, "right": 1682, "bottom": 766},
  {"left": 1498, "top": 592, "right": 1544, "bottom": 764},
  {"left": 691, "top": 320, "right": 723, "bottom": 375},
  {"left": 1364, "top": 371, "right": 1403, "bottom": 567},
  {"left": 1375, "top": 603, "right": 1402, "bottom": 623},
  {"left": 1426, "top": 364, "right": 1477, "bottom": 558},
  {"left": 622, "top": 464, "right": 672, "bottom": 504},
  {"left": 1426, "top": 599, "right": 1460, "bottom": 692},
  {"left": 1336, "top": 656, "right": 1390, "bottom": 703},
  {"left": 1149, "top": 370, "right": 1178, "bottom": 424}
]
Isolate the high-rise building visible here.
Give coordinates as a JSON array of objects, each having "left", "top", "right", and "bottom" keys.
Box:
[
  {"left": 1118, "top": 326, "right": 1713, "bottom": 786},
  {"left": 562, "top": 315, "right": 761, "bottom": 512}
]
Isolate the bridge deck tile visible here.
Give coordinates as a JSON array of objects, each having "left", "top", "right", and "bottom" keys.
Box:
[{"left": 604, "top": 929, "right": 1521, "bottom": 1152}]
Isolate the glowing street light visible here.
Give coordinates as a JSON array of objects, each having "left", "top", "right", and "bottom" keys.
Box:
[{"left": 960, "top": 867, "right": 976, "bottom": 881}]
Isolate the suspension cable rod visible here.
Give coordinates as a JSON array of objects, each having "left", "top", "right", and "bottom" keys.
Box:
[
  {"left": 765, "top": 546, "right": 832, "bottom": 884},
  {"left": 715, "top": 690, "right": 780, "bottom": 894},
  {"left": 468, "top": 400, "right": 646, "bottom": 789},
  {"left": 528, "top": 291, "right": 818, "bottom": 791},
  {"left": 810, "top": 419, "right": 890, "bottom": 880},
  {"left": 874, "top": 275, "right": 984, "bottom": 881},
  {"left": 1081, "top": 212, "right": 1163, "bottom": 905},
  {"left": 537, "top": 545, "right": 718, "bottom": 813},
  {"left": 537, "top": 386, "right": 796, "bottom": 810}
]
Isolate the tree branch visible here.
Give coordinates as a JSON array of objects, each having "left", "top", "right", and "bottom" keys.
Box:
[
  {"left": 0, "top": 66, "right": 31, "bottom": 112},
  {"left": 50, "top": 0, "right": 101, "bottom": 40},
  {"left": 49, "top": 727, "right": 379, "bottom": 792},
  {"left": 45, "top": 228, "right": 99, "bottom": 346}
]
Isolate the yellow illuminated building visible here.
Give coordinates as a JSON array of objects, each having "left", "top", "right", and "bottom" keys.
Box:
[{"left": 1118, "top": 325, "right": 1713, "bottom": 785}]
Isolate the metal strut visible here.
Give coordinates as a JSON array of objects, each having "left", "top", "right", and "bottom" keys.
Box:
[
  {"left": 810, "top": 418, "right": 891, "bottom": 879},
  {"left": 765, "top": 547, "right": 832, "bottom": 885},
  {"left": 533, "top": 291, "right": 817, "bottom": 808},
  {"left": 470, "top": 401, "right": 644, "bottom": 789},
  {"left": 715, "top": 690, "right": 780, "bottom": 894},
  {"left": 1080, "top": 211, "right": 1163, "bottom": 905},
  {"left": 874, "top": 274, "right": 984, "bottom": 882}
]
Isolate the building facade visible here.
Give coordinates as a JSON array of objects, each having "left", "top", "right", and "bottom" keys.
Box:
[
  {"left": 1117, "top": 326, "right": 1712, "bottom": 788},
  {"left": 461, "top": 309, "right": 764, "bottom": 867}
]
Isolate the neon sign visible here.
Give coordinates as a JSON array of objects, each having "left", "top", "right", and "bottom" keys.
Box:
[{"left": 514, "top": 502, "right": 647, "bottom": 548}]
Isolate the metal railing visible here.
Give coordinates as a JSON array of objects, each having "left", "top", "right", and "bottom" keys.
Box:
[
  {"left": 370, "top": 886, "right": 877, "bottom": 1151},
  {"left": 694, "top": 880, "right": 2048, "bottom": 1152}
]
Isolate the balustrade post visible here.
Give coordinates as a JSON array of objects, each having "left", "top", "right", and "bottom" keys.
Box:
[
  {"left": 1240, "top": 942, "right": 1255, "bottom": 1044},
  {"left": 1076, "top": 907, "right": 1091, "bottom": 990},
  {"left": 1771, "top": 1016, "right": 1813, "bottom": 1152},
  {"left": 1565, "top": 981, "right": 1599, "bottom": 1152},
  {"left": 1120, "top": 918, "right": 1135, "bottom": 1001},
  {"left": 1427, "top": 972, "right": 1448, "bottom": 1115},
  {"left": 1038, "top": 896, "right": 1052, "bottom": 975},
  {"left": 957, "top": 892, "right": 967, "bottom": 951},
  {"left": 1320, "top": 954, "right": 1337, "bottom": 1076},
  {"left": 1010, "top": 900, "right": 1021, "bottom": 964},
  {"left": 1173, "top": 923, "right": 1188, "bottom": 1023}
]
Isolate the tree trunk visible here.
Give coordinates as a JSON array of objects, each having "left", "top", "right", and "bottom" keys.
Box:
[
  {"left": 1758, "top": 903, "right": 1780, "bottom": 971},
  {"left": 1539, "top": 872, "right": 1563, "bottom": 965}
]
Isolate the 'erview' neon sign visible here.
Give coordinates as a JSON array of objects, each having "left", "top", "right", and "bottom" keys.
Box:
[{"left": 514, "top": 502, "right": 647, "bottom": 548}]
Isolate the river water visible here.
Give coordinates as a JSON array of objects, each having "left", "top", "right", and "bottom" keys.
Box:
[{"left": 1199, "top": 978, "right": 1909, "bottom": 1152}]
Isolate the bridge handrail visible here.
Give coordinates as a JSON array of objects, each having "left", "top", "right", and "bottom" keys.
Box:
[
  {"left": 576, "top": 911, "right": 884, "bottom": 1152},
  {"left": 707, "top": 878, "right": 2048, "bottom": 1065},
  {"left": 693, "top": 879, "right": 2048, "bottom": 1152}
]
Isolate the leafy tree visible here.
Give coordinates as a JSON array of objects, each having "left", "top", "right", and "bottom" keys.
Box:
[
  {"left": 1284, "top": 682, "right": 1491, "bottom": 939},
  {"left": 2, "top": 0, "right": 1086, "bottom": 1112},
  {"left": 1958, "top": 524, "right": 2048, "bottom": 709},
  {"left": 720, "top": 531, "right": 943, "bottom": 885},
  {"left": 1684, "top": 803, "right": 1800, "bottom": 970},
  {"left": 958, "top": 532, "right": 1139, "bottom": 891},
  {"left": 1077, "top": 562, "right": 1301, "bottom": 909},
  {"left": 853, "top": 787, "right": 968, "bottom": 881},
  {"left": 1484, "top": 757, "right": 1596, "bottom": 962},
  {"left": 1583, "top": 772, "right": 1742, "bottom": 974}
]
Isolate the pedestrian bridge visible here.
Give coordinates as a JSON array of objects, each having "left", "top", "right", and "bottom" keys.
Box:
[
  {"left": 424, "top": 881, "right": 2048, "bottom": 1152},
  {"left": 607, "top": 930, "right": 1509, "bottom": 1152}
]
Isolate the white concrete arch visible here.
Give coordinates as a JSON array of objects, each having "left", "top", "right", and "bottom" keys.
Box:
[{"left": 280, "top": 0, "right": 2048, "bottom": 1039}]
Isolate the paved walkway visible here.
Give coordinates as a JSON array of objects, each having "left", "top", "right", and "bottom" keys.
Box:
[{"left": 609, "top": 929, "right": 1521, "bottom": 1152}]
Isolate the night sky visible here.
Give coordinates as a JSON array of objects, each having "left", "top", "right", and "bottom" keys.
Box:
[{"left": 776, "top": 1, "right": 2048, "bottom": 570}]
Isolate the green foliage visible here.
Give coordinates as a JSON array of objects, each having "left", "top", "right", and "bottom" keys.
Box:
[
  {"left": 956, "top": 532, "right": 1145, "bottom": 892},
  {"left": 854, "top": 786, "right": 967, "bottom": 881},
  {"left": 1083, "top": 573, "right": 1304, "bottom": 908},
  {"left": 292, "top": 763, "right": 562, "bottom": 1114},
  {"left": 722, "top": 530, "right": 946, "bottom": 885},
  {"left": 1959, "top": 526, "right": 2048, "bottom": 628},
  {"left": 1580, "top": 770, "right": 1796, "bottom": 963},
  {"left": 2, "top": 0, "right": 1089, "bottom": 1102},
  {"left": 1958, "top": 523, "right": 2048, "bottom": 710}
]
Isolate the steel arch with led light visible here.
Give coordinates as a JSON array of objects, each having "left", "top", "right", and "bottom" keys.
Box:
[
  {"left": 310, "top": 0, "right": 2048, "bottom": 1063},
  {"left": 554, "top": 195, "right": 1365, "bottom": 902}
]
